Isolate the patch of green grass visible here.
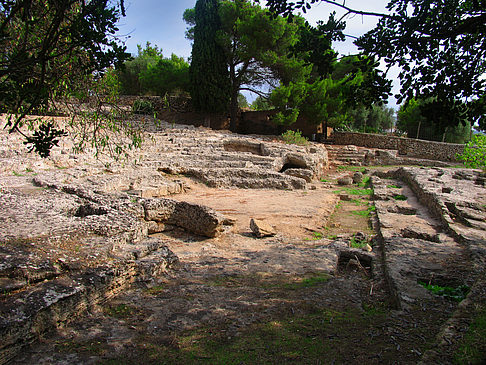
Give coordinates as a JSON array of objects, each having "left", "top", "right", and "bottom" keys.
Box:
[
  {"left": 357, "top": 176, "right": 371, "bottom": 188},
  {"left": 284, "top": 273, "right": 330, "bottom": 290},
  {"left": 25, "top": 167, "right": 34, "bottom": 173},
  {"left": 387, "top": 184, "right": 401, "bottom": 189},
  {"left": 320, "top": 178, "right": 329, "bottom": 182},
  {"left": 11, "top": 171, "right": 23, "bottom": 176},
  {"left": 121, "top": 306, "right": 383, "bottom": 365},
  {"left": 104, "top": 303, "right": 137, "bottom": 319},
  {"left": 350, "top": 198, "right": 367, "bottom": 206},
  {"left": 349, "top": 233, "right": 372, "bottom": 249},
  {"left": 362, "top": 303, "right": 387, "bottom": 317},
  {"left": 393, "top": 194, "right": 408, "bottom": 201},
  {"left": 337, "top": 166, "right": 366, "bottom": 172},
  {"left": 351, "top": 204, "right": 376, "bottom": 218},
  {"left": 333, "top": 187, "right": 373, "bottom": 196},
  {"left": 56, "top": 339, "right": 105, "bottom": 355},
  {"left": 454, "top": 306, "right": 486, "bottom": 364},
  {"left": 418, "top": 281, "right": 470, "bottom": 302},
  {"left": 145, "top": 285, "right": 165, "bottom": 295}
]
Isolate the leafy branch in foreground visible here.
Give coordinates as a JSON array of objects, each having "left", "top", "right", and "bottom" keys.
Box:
[{"left": 1, "top": 0, "right": 131, "bottom": 157}]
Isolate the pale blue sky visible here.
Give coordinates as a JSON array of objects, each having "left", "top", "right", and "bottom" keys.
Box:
[{"left": 116, "top": 0, "right": 400, "bottom": 108}]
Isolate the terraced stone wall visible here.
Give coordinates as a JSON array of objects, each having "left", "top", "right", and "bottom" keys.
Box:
[{"left": 333, "top": 131, "right": 465, "bottom": 162}]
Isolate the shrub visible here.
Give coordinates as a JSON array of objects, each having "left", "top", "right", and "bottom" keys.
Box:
[
  {"left": 457, "top": 134, "right": 486, "bottom": 170},
  {"left": 132, "top": 99, "right": 155, "bottom": 115},
  {"left": 281, "top": 129, "right": 308, "bottom": 145}
]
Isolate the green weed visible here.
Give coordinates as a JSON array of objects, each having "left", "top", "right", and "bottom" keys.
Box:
[
  {"left": 418, "top": 281, "right": 469, "bottom": 302},
  {"left": 337, "top": 166, "right": 366, "bottom": 172},
  {"left": 334, "top": 187, "right": 373, "bottom": 196},
  {"left": 387, "top": 184, "right": 401, "bottom": 189},
  {"left": 454, "top": 306, "right": 486, "bottom": 364},
  {"left": 281, "top": 129, "right": 308, "bottom": 145},
  {"left": 393, "top": 194, "right": 408, "bottom": 201},
  {"left": 105, "top": 303, "right": 137, "bottom": 319},
  {"left": 12, "top": 171, "right": 23, "bottom": 176},
  {"left": 145, "top": 285, "right": 165, "bottom": 295}
]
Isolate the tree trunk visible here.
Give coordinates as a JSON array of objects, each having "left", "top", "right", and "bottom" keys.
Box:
[
  {"left": 229, "top": 87, "right": 239, "bottom": 132},
  {"left": 416, "top": 120, "right": 422, "bottom": 139}
]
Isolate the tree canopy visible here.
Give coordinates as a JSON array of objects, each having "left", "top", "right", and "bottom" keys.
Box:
[
  {"left": 0, "top": 0, "right": 130, "bottom": 156},
  {"left": 118, "top": 43, "right": 190, "bottom": 96},
  {"left": 260, "top": 0, "right": 486, "bottom": 132},
  {"left": 189, "top": 0, "right": 231, "bottom": 114},
  {"left": 185, "top": 0, "right": 308, "bottom": 128}
]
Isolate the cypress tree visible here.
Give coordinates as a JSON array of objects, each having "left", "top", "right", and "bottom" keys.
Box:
[{"left": 189, "top": 0, "right": 231, "bottom": 115}]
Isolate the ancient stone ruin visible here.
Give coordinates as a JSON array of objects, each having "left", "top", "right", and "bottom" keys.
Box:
[{"left": 1, "top": 117, "right": 485, "bottom": 364}]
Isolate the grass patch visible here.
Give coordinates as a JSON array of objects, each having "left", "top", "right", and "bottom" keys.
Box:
[
  {"left": 349, "top": 235, "right": 371, "bottom": 249},
  {"left": 320, "top": 178, "right": 329, "bottom": 182},
  {"left": 114, "top": 305, "right": 389, "bottom": 365},
  {"left": 206, "top": 272, "right": 330, "bottom": 291},
  {"left": 350, "top": 204, "right": 376, "bottom": 218},
  {"left": 11, "top": 171, "right": 23, "bottom": 176},
  {"left": 145, "top": 285, "right": 165, "bottom": 295},
  {"left": 56, "top": 339, "right": 105, "bottom": 355},
  {"left": 104, "top": 304, "right": 137, "bottom": 319},
  {"left": 454, "top": 306, "right": 486, "bottom": 364},
  {"left": 393, "top": 194, "right": 408, "bottom": 201},
  {"left": 284, "top": 273, "right": 330, "bottom": 290},
  {"left": 333, "top": 187, "right": 373, "bottom": 196},
  {"left": 387, "top": 184, "right": 401, "bottom": 189},
  {"left": 357, "top": 176, "right": 371, "bottom": 188},
  {"left": 418, "top": 281, "right": 470, "bottom": 302},
  {"left": 337, "top": 166, "right": 366, "bottom": 172}
]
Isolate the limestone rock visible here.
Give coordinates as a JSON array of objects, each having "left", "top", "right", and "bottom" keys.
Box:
[
  {"left": 338, "top": 176, "right": 353, "bottom": 185},
  {"left": 352, "top": 171, "right": 364, "bottom": 184},
  {"left": 250, "top": 218, "right": 276, "bottom": 238},
  {"left": 142, "top": 198, "right": 226, "bottom": 238},
  {"left": 284, "top": 168, "right": 314, "bottom": 182}
]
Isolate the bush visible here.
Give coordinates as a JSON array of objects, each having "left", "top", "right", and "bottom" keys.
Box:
[
  {"left": 457, "top": 134, "right": 486, "bottom": 170},
  {"left": 281, "top": 129, "right": 308, "bottom": 145},
  {"left": 132, "top": 99, "right": 154, "bottom": 115}
]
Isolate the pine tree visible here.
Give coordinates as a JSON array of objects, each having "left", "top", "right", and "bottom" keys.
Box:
[{"left": 189, "top": 0, "right": 231, "bottom": 115}]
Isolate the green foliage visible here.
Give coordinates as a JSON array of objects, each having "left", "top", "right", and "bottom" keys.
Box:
[
  {"left": 118, "top": 44, "right": 189, "bottom": 96},
  {"left": 132, "top": 99, "right": 155, "bottom": 115},
  {"left": 270, "top": 78, "right": 348, "bottom": 127},
  {"left": 0, "top": 0, "right": 130, "bottom": 157},
  {"left": 250, "top": 96, "right": 273, "bottom": 111},
  {"left": 393, "top": 194, "right": 407, "bottom": 201},
  {"left": 189, "top": 0, "right": 231, "bottom": 114},
  {"left": 398, "top": 97, "right": 472, "bottom": 143},
  {"left": 237, "top": 93, "right": 249, "bottom": 108},
  {"left": 118, "top": 42, "right": 163, "bottom": 95},
  {"left": 418, "top": 281, "right": 470, "bottom": 302},
  {"left": 457, "top": 134, "right": 486, "bottom": 170},
  {"left": 104, "top": 304, "right": 137, "bottom": 319},
  {"left": 139, "top": 54, "right": 190, "bottom": 96},
  {"left": 281, "top": 130, "right": 308, "bottom": 145},
  {"left": 355, "top": 0, "right": 486, "bottom": 130},
  {"left": 185, "top": 0, "right": 308, "bottom": 127},
  {"left": 454, "top": 306, "right": 486, "bottom": 364},
  {"left": 346, "top": 104, "right": 395, "bottom": 134},
  {"left": 332, "top": 55, "right": 392, "bottom": 110},
  {"left": 262, "top": 0, "right": 486, "bottom": 132}
]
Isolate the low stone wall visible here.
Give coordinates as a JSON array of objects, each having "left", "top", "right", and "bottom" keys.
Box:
[{"left": 333, "top": 131, "right": 464, "bottom": 162}]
